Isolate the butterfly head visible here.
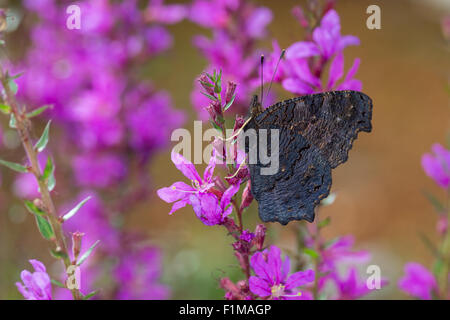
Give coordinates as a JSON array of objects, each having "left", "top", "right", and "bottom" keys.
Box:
[{"left": 250, "top": 94, "right": 263, "bottom": 117}]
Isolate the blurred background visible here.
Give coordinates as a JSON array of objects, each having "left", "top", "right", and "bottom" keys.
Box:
[{"left": 0, "top": 0, "right": 449, "bottom": 299}]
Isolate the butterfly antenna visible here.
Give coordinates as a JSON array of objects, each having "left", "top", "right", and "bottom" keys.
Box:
[
  {"left": 260, "top": 54, "right": 264, "bottom": 107},
  {"left": 264, "top": 49, "right": 285, "bottom": 102}
]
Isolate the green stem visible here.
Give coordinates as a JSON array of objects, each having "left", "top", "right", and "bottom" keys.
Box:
[{"left": 0, "top": 66, "right": 81, "bottom": 300}]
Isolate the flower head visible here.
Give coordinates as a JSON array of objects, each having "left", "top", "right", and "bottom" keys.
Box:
[
  {"left": 249, "top": 246, "right": 314, "bottom": 300},
  {"left": 16, "top": 259, "right": 52, "bottom": 300},
  {"left": 398, "top": 263, "right": 438, "bottom": 300},
  {"left": 157, "top": 150, "right": 217, "bottom": 215},
  {"left": 421, "top": 143, "right": 450, "bottom": 189}
]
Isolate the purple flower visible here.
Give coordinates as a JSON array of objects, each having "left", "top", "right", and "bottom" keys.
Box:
[
  {"left": 286, "top": 9, "right": 359, "bottom": 60},
  {"left": 244, "top": 7, "right": 273, "bottom": 39},
  {"left": 249, "top": 246, "right": 315, "bottom": 300},
  {"left": 240, "top": 229, "right": 255, "bottom": 243},
  {"left": 275, "top": 9, "right": 361, "bottom": 95},
  {"left": 328, "top": 267, "right": 386, "bottom": 300},
  {"left": 398, "top": 263, "right": 438, "bottom": 300},
  {"left": 126, "top": 90, "right": 185, "bottom": 158},
  {"left": 16, "top": 259, "right": 52, "bottom": 300},
  {"left": 318, "top": 235, "right": 371, "bottom": 273},
  {"left": 72, "top": 153, "right": 127, "bottom": 188},
  {"left": 421, "top": 143, "right": 450, "bottom": 189},
  {"left": 190, "top": 183, "right": 240, "bottom": 226},
  {"left": 146, "top": 0, "right": 187, "bottom": 24},
  {"left": 114, "top": 246, "right": 170, "bottom": 300},
  {"left": 157, "top": 151, "right": 217, "bottom": 215}
]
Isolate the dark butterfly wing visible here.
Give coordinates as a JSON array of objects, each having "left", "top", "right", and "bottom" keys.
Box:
[
  {"left": 243, "top": 90, "right": 372, "bottom": 224},
  {"left": 249, "top": 91, "right": 372, "bottom": 168},
  {"left": 245, "top": 125, "right": 331, "bottom": 224}
]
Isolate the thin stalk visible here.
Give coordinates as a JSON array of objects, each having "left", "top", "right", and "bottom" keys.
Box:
[{"left": 0, "top": 66, "right": 81, "bottom": 300}]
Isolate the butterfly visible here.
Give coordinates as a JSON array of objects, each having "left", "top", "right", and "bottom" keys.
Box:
[{"left": 242, "top": 90, "right": 373, "bottom": 225}]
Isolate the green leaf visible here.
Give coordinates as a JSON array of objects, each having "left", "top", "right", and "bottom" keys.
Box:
[
  {"left": 24, "top": 201, "right": 54, "bottom": 240},
  {"left": 303, "top": 248, "right": 320, "bottom": 259},
  {"left": 35, "top": 120, "right": 51, "bottom": 152},
  {"left": 9, "top": 113, "right": 16, "bottom": 128},
  {"left": 27, "top": 105, "right": 53, "bottom": 118},
  {"left": 419, "top": 232, "right": 442, "bottom": 259},
  {"left": 11, "top": 72, "right": 24, "bottom": 80},
  {"left": 0, "top": 104, "right": 11, "bottom": 114},
  {"left": 34, "top": 214, "right": 55, "bottom": 240},
  {"left": 62, "top": 196, "right": 91, "bottom": 222},
  {"left": 77, "top": 240, "right": 100, "bottom": 266},
  {"left": 48, "top": 173, "right": 56, "bottom": 192},
  {"left": 423, "top": 190, "right": 445, "bottom": 214},
  {"left": 317, "top": 216, "right": 331, "bottom": 229},
  {"left": 210, "top": 120, "right": 222, "bottom": 132},
  {"left": 8, "top": 78, "right": 18, "bottom": 95},
  {"left": 200, "top": 91, "right": 217, "bottom": 101},
  {"left": 0, "top": 159, "right": 28, "bottom": 173},
  {"left": 51, "top": 279, "right": 66, "bottom": 289},
  {"left": 83, "top": 290, "right": 99, "bottom": 300},
  {"left": 42, "top": 157, "right": 54, "bottom": 180},
  {"left": 50, "top": 249, "right": 68, "bottom": 260},
  {"left": 24, "top": 200, "right": 46, "bottom": 217},
  {"left": 223, "top": 94, "right": 236, "bottom": 112}
]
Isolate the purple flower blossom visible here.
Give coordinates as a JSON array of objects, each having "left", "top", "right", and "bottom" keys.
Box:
[
  {"left": 398, "top": 263, "right": 438, "bottom": 300},
  {"left": 114, "top": 246, "right": 170, "bottom": 300},
  {"left": 249, "top": 246, "right": 315, "bottom": 300},
  {"left": 421, "top": 143, "right": 450, "bottom": 189},
  {"left": 16, "top": 259, "right": 52, "bottom": 300},
  {"left": 269, "top": 9, "right": 361, "bottom": 95},
  {"left": 157, "top": 151, "right": 217, "bottom": 215},
  {"left": 327, "top": 267, "right": 387, "bottom": 300},
  {"left": 190, "top": 1, "right": 273, "bottom": 116},
  {"left": 72, "top": 153, "right": 127, "bottom": 188},
  {"left": 190, "top": 183, "right": 240, "bottom": 226}
]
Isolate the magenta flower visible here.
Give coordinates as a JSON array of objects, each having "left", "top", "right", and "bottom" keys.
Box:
[
  {"left": 249, "top": 246, "right": 315, "bottom": 300},
  {"left": 16, "top": 259, "right": 52, "bottom": 300},
  {"left": 190, "top": 183, "right": 240, "bottom": 226},
  {"left": 286, "top": 9, "right": 359, "bottom": 60},
  {"left": 328, "top": 267, "right": 386, "bottom": 300},
  {"left": 114, "top": 246, "right": 170, "bottom": 300},
  {"left": 318, "top": 235, "right": 371, "bottom": 273},
  {"left": 157, "top": 151, "right": 217, "bottom": 215},
  {"left": 421, "top": 143, "right": 450, "bottom": 189},
  {"left": 273, "top": 9, "right": 361, "bottom": 95},
  {"left": 398, "top": 263, "right": 438, "bottom": 300}
]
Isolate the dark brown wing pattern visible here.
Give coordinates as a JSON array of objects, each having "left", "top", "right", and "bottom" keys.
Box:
[{"left": 243, "top": 91, "right": 373, "bottom": 225}]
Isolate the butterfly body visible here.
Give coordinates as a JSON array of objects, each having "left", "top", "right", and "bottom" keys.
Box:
[{"left": 243, "top": 90, "right": 373, "bottom": 225}]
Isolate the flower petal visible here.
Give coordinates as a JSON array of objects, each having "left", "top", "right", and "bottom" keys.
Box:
[
  {"left": 327, "top": 52, "right": 344, "bottom": 89},
  {"left": 249, "top": 276, "right": 271, "bottom": 297},
  {"left": 157, "top": 181, "right": 193, "bottom": 203},
  {"left": 171, "top": 151, "right": 201, "bottom": 182},
  {"left": 285, "top": 269, "right": 315, "bottom": 290},
  {"left": 286, "top": 41, "right": 320, "bottom": 60}
]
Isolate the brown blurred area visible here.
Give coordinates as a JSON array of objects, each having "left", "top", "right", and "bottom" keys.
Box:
[{"left": 1, "top": 0, "right": 449, "bottom": 299}]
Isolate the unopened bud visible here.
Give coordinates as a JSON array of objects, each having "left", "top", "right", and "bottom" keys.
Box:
[
  {"left": 198, "top": 73, "right": 215, "bottom": 96},
  {"left": 225, "top": 81, "right": 237, "bottom": 104},
  {"left": 71, "top": 231, "right": 84, "bottom": 260},
  {"left": 253, "top": 224, "right": 266, "bottom": 250},
  {"left": 239, "top": 182, "right": 253, "bottom": 211}
]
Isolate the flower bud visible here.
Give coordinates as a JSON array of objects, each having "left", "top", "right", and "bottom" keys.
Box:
[
  {"left": 71, "top": 231, "right": 84, "bottom": 260},
  {"left": 225, "top": 81, "right": 237, "bottom": 104},
  {"left": 239, "top": 181, "right": 253, "bottom": 211},
  {"left": 253, "top": 224, "right": 266, "bottom": 250},
  {"left": 198, "top": 73, "right": 215, "bottom": 96},
  {"left": 233, "top": 115, "right": 245, "bottom": 133}
]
